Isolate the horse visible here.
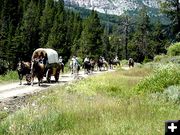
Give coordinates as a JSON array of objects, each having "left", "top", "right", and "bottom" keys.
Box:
[
  {"left": 128, "top": 58, "right": 134, "bottom": 68},
  {"left": 103, "top": 60, "right": 109, "bottom": 70},
  {"left": 90, "top": 59, "right": 95, "bottom": 72},
  {"left": 97, "top": 58, "right": 103, "bottom": 71},
  {"left": 109, "top": 59, "right": 120, "bottom": 69},
  {"left": 17, "top": 61, "right": 31, "bottom": 85},
  {"left": 59, "top": 62, "right": 64, "bottom": 73},
  {"left": 31, "top": 59, "right": 45, "bottom": 86},
  {"left": 83, "top": 61, "right": 91, "bottom": 74},
  {"left": 97, "top": 58, "right": 108, "bottom": 71},
  {"left": 70, "top": 59, "right": 80, "bottom": 77}
]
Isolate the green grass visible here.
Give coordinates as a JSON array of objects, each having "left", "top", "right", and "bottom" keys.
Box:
[
  {"left": 0, "top": 71, "right": 19, "bottom": 83},
  {"left": 0, "top": 65, "right": 70, "bottom": 84},
  {"left": 0, "top": 66, "right": 179, "bottom": 135}
]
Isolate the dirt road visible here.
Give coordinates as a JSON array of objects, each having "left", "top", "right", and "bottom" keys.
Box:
[
  {"left": 0, "top": 69, "right": 118, "bottom": 101},
  {"left": 0, "top": 65, "right": 131, "bottom": 102}
]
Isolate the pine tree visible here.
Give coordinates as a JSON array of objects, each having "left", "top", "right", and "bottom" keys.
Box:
[
  {"left": 79, "top": 10, "right": 103, "bottom": 58},
  {"left": 70, "top": 13, "right": 82, "bottom": 56},
  {"left": 102, "top": 33, "right": 109, "bottom": 59},
  {"left": 152, "top": 20, "right": 168, "bottom": 54},
  {"left": 128, "top": 6, "right": 153, "bottom": 62},
  {"left": 0, "top": 0, "right": 23, "bottom": 69},
  {"left": 160, "top": 0, "right": 180, "bottom": 41},
  {"left": 46, "top": 0, "right": 68, "bottom": 58},
  {"left": 18, "top": 1, "right": 40, "bottom": 60},
  {"left": 121, "top": 14, "right": 132, "bottom": 59},
  {"left": 39, "top": 0, "right": 55, "bottom": 47}
]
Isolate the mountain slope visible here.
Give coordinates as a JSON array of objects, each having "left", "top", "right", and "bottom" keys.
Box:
[{"left": 64, "top": 0, "right": 163, "bottom": 16}]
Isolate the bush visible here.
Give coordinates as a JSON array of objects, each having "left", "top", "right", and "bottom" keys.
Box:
[
  {"left": 153, "top": 54, "right": 167, "bottom": 62},
  {"left": 163, "top": 85, "right": 180, "bottom": 103},
  {"left": 134, "top": 63, "right": 180, "bottom": 94},
  {"left": 153, "top": 55, "right": 180, "bottom": 64},
  {"left": 169, "top": 56, "right": 180, "bottom": 64},
  {"left": 167, "top": 42, "right": 180, "bottom": 56},
  {"left": 150, "top": 85, "right": 180, "bottom": 103}
]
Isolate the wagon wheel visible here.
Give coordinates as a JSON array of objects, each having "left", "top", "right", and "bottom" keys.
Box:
[
  {"left": 46, "top": 69, "right": 51, "bottom": 83},
  {"left": 55, "top": 68, "right": 60, "bottom": 82}
]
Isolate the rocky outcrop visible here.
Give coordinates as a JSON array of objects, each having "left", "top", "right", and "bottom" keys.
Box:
[{"left": 64, "top": 0, "right": 163, "bottom": 15}]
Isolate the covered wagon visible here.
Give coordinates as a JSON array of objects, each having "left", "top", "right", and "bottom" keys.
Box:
[{"left": 31, "top": 48, "right": 62, "bottom": 84}]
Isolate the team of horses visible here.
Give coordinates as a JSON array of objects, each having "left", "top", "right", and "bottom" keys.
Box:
[
  {"left": 17, "top": 57, "right": 134, "bottom": 86},
  {"left": 17, "top": 59, "right": 64, "bottom": 86}
]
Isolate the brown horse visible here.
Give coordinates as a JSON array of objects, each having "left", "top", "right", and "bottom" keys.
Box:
[
  {"left": 17, "top": 61, "right": 31, "bottom": 85},
  {"left": 109, "top": 59, "right": 120, "bottom": 69},
  {"left": 128, "top": 58, "right": 134, "bottom": 68},
  {"left": 31, "top": 59, "right": 45, "bottom": 86}
]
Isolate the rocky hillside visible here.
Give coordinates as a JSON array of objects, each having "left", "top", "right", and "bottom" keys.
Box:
[{"left": 64, "top": 0, "right": 163, "bottom": 15}]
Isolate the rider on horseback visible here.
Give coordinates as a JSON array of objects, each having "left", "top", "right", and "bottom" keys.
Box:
[
  {"left": 59, "top": 56, "right": 64, "bottom": 66},
  {"left": 102, "top": 57, "right": 105, "bottom": 62},
  {"left": 71, "top": 56, "right": 80, "bottom": 66},
  {"left": 83, "top": 56, "right": 91, "bottom": 74},
  {"left": 99, "top": 56, "right": 103, "bottom": 62},
  {"left": 71, "top": 55, "right": 80, "bottom": 75},
  {"left": 84, "top": 56, "right": 90, "bottom": 63},
  {"left": 114, "top": 56, "right": 118, "bottom": 61},
  {"left": 76, "top": 56, "right": 80, "bottom": 67}
]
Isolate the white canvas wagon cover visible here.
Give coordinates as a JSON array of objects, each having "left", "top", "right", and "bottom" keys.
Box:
[{"left": 32, "top": 48, "right": 59, "bottom": 64}]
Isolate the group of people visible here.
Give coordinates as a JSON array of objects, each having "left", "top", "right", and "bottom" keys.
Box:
[
  {"left": 68, "top": 55, "right": 120, "bottom": 73},
  {"left": 35, "top": 53, "right": 132, "bottom": 71},
  {"left": 32, "top": 53, "right": 120, "bottom": 68},
  {"left": 17, "top": 52, "right": 134, "bottom": 85}
]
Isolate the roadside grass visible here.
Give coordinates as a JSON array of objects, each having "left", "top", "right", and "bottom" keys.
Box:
[
  {"left": 0, "top": 66, "right": 179, "bottom": 135},
  {"left": 0, "top": 71, "right": 18, "bottom": 83},
  {"left": 120, "top": 66, "right": 152, "bottom": 77},
  {"left": 0, "top": 66, "right": 70, "bottom": 84}
]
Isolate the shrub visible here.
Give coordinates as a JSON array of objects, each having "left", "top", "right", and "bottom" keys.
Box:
[
  {"left": 167, "top": 42, "right": 180, "bottom": 56},
  {"left": 134, "top": 63, "right": 180, "bottom": 94},
  {"left": 163, "top": 85, "right": 180, "bottom": 103},
  {"left": 150, "top": 85, "right": 180, "bottom": 103},
  {"left": 169, "top": 56, "right": 180, "bottom": 64},
  {"left": 153, "top": 54, "right": 167, "bottom": 62}
]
